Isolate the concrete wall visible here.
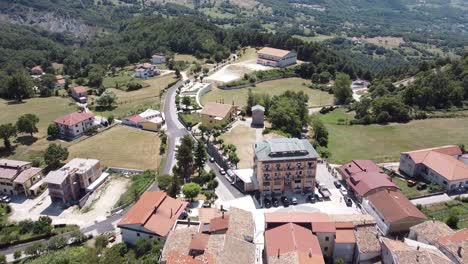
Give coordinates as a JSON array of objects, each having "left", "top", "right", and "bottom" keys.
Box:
[
  {"left": 399, "top": 154, "right": 416, "bottom": 177},
  {"left": 381, "top": 242, "right": 395, "bottom": 264},
  {"left": 121, "top": 226, "right": 163, "bottom": 245},
  {"left": 316, "top": 232, "right": 335, "bottom": 260},
  {"left": 363, "top": 198, "right": 390, "bottom": 235},
  {"left": 333, "top": 243, "right": 355, "bottom": 263},
  {"left": 195, "top": 83, "right": 212, "bottom": 108}
]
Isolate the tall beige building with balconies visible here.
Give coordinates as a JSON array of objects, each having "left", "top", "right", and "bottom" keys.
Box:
[{"left": 253, "top": 138, "right": 319, "bottom": 195}]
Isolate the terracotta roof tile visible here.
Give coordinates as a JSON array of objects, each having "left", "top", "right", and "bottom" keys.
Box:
[
  {"left": 72, "top": 86, "right": 87, "bottom": 93},
  {"left": 54, "top": 112, "right": 95, "bottom": 126},
  {"left": 335, "top": 229, "right": 356, "bottom": 244},
  {"left": 189, "top": 233, "right": 210, "bottom": 251},
  {"left": 201, "top": 102, "right": 235, "bottom": 118},
  {"left": 265, "top": 223, "right": 323, "bottom": 258},
  {"left": 118, "top": 192, "right": 188, "bottom": 237},
  {"left": 209, "top": 215, "right": 229, "bottom": 232},
  {"left": 368, "top": 190, "right": 426, "bottom": 224},
  {"left": 257, "top": 47, "right": 293, "bottom": 58},
  {"left": 13, "top": 167, "right": 42, "bottom": 184},
  {"left": 265, "top": 212, "right": 331, "bottom": 224},
  {"left": 403, "top": 145, "right": 462, "bottom": 163},
  {"left": 354, "top": 226, "right": 381, "bottom": 253},
  {"left": 410, "top": 221, "right": 455, "bottom": 244},
  {"left": 311, "top": 222, "right": 336, "bottom": 233},
  {"left": 421, "top": 151, "right": 468, "bottom": 181},
  {"left": 125, "top": 114, "right": 145, "bottom": 123}
]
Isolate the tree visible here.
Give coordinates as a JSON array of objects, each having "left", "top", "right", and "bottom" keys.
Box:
[
  {"left": 333, "top": 73, "right": 353, "bottom": 104},
  {"left": 182, "top": 182, "right": 201, "bottom": 201},
  {"left": 135, "top": 238, "right": 153, "bottom": 258},
  {"left": 168, "top": 173, "right": 181, "bottom": 198},
  {"left": 182, "top": 96, "right": 191, "bottom": 110},
  {"left": 157, "top": 174, "right": 172, "bottom": 191},
  {"left": 205, "top": 191, "right": 216, "bottom": 203},
  {"left": 175, "top": 135, "right": 194, "bottom": 180},
  {"left": 7, "top": 70, "right": 34, "bottom": 102},
  {"left": 96, "top": 90, "right": 117, "bottom": 108},
  {"left": 228, "top": 152, "right": 240, "bottom": 168},
  {"left": 175, "top": 69, "right": 181, "bottom": 78},
  {"left": 194, "top": 141, "right": 207, "bottom": 176},
  {"left": 69, "top": 230, "right": 87, "bottom": 244},
  {"left": 0, "top": 123, "right": 17, "bottom": 151},
  {"left": 0, "top": 254, "right": 5, "bottom": 264},
  {"left": 246, "top": 88, "right": 255, "bottom": 116},
  {"left": 311, "top": 118, "right": 328, "bottom": 147},
  {"left": 47, "top": 124, "right": 60, "bottom": 139},
  {"left": 13, "top": 250, "right": 21, "bottom": 260},
  {"left": 16, "top": 114, "right": 39, "bottom": 137},
  {"left": 95, "top": 235, "right": 108, "bottom": 252},
  {"left": 108, "top": 115, "right": 114, "bottom": 125},
  {"left": 25, "top": 242, "right": 45, "bottom": 257},
  {"left": 47, "top": 235, "right": 67, "bottom": 250},
  {"left": 446, "top": 211, "right": 459, "bottom": 229},
  {"left": 44, "top": 143, "right": 69, "bottom": 169},
  {"left": 40, "top": 74, "right": 55, "bottom": 97},
  {"left": 335, "top": 258, "right": 345, "bottom": 264}
]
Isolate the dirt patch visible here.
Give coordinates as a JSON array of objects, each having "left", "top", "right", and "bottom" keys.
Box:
[{"left": 205, "top": 59, "right": 271, "bottom": 83}]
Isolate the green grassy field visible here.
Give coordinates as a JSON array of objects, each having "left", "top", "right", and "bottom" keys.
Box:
[
  {"left": 179, "top": 113, "right": 201, "bottom": 126},
  {"left": 392, "top": 177, "right": 430, "bottom": 198},
  {"left": 319, "top": 109, "right": 468, "bottom": 164},
  {"left": 102, "top": 70, "right": 144, "bottom": 89},
  {"left": 92, "top": 74, "right": 177, "bottom": 119},
  {"left": 0, "top": 97, "right": 77, "bottom": 161},
  {"left": 68, "top": 125, "right": 161, "bottom": 170},
  {"left": 421, "top": 200, "right": 468, "bottom": 229},
  {"left": 202, "top": 77, "right": 334, "bottom": 107}
]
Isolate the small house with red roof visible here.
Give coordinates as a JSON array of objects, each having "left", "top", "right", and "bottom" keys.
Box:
[
  {"left": 70, "top": 86, "right": 87, "bottom": 103},
  {"left": 54, "top": 111, "right": 95, "bottom": 140},
  {"left": 363, "top": 189, "right": 426, "bottom": 235},
  {"left": 118, "top": 191, "right": 188, "bottom": 245},
  {"left": 54, "top": 75, "right": 66, "bottom": 89},
  {"left": 31, "top": 65, "right": 44, "bottom": 75},
  {"left": 134, "top": 63, "right": 159, "bottom": 79},
  {"left": 337, "top": 160, "right": 399, "bottom": 202},
  {"left": 400, "top": 145, "right": 468, "bottom": 191},
  {"left": 151, "top": 53, "right": 166, "bottom": 64}
]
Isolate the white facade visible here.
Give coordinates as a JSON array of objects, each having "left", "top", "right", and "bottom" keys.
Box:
[
  {"left": 257, "top": 51, "right": 297, "bottom": 68},
  {"left": 56, "top": 118, "right": 94, "bottom": 140},
  {"left": 362, "top": 198, "right": 390, "bottom": 235},
  {"left": 120, "top": 225, "right": 164, "bottom": 245}
]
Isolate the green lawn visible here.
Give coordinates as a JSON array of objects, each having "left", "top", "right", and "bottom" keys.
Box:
[
  {"left": 392, "top": 177, "right": 430, "bottom": 199},
  {"left": 102, "top": 70, "right": 144, "bottom": 89},
  {"left": 421, "top": 200, "right": 468, "bottom": 229},
  {"left": 319, "top": 109, "right": 468, "bottom": 164},
  {"left": 0, "top": 97, "right": 77, "bottom": 161},
  {"left": 115, "top": 171, "right": 155, "bottom": 207},
  {"left": 91, "top": 74, "right": 176, "bottom": 119},
  {"left": 68, "top": 125, "right": 161, "bottom": 170},
  {"left": 179, "top": 112, "right": 201, "bottom": 126},
  {"left": 202, "top": 77, "right": 334, "bottom": 107}
]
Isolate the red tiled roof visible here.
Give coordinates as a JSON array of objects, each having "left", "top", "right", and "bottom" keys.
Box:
[
  {"left": 335, "top": 222, "right": 355, "bottom": 229},
  {"left": 13, "top": 167, "right": 42, "bottom": 184},
  {"left": 312, "top": 222, "right": 336, "bottom": 233},
  {"left": 189, "top": 233, "right": 210, "bottom": 251},
  {"left": 166, "top": 251, "right": 215, "bottom": 264},
  {"left": 438, "top": 229, "right": 468, "bottom": 246},
  {"left": 72, "top": 86, "right": 87, "bottom": 93},
  {"left": 31, "top": 65, "right": 43, "bottom": 72},
  {"left": 403, "top": 145, "right": 462, "bottom": 163},
  {"left": 201, "top": 102, "right": 235, "bottom": 118},
  {"left": 421, "top": 151, "right": 468, "bottom": 181},
  {"left": 265, "top": 223, "right": 323, "bottom": 258},
  {"left": 338, "top": 160, "right": 398, "bottom": 197},
  {"left": 125, "top": 114, "right": 145, "bottom": 124},
  {"left": 118, "top": 192, "right": 188, "bottom": 237},
  {"left": 54, "top": 112, "right": 95, "bottom": 126},
  {"left": 209, "top": 215, "right": 229, "bottom": 232},
  {"left": 368, "top": 190, "right": 426, "bottom": 224},
  {"left": 335, "top": 229, "right": 356, "bottom": 244},
  {"left": 265, "top": 212, "right": 331, "bottom": 224},
  {"left": 257, "top": 47, "right": 293, "bottom": 58}
]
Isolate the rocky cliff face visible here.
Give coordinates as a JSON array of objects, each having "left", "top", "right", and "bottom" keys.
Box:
[{"left": 0, "top": 9, "right": 97, "bottom": 37}]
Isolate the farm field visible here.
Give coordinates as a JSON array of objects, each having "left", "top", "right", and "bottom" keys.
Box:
[
  {"left": 421, "top": 200, "right": 468, "bottom": 229},
  {"left": 0, "top": 97, "right": 77, "bottom": 161},
  {"left": 202, "top": 77, "right": 334, "bottom": 107},
  {"left": 318, "top": 109, "right": 468, "bottom": 164},
  {"left": 220, "top": 124, "right": 256, "bottom": 169},
  {"left": 92, "top": 74, "right": 177, "bottom": 119},
  {"left": 68, "top": 125, "right": 161, "bottom": 170}
]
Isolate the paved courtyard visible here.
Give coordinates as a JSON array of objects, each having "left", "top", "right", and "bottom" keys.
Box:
[{"left": 8, "top": 176, "right": 130, "bottom": 227}]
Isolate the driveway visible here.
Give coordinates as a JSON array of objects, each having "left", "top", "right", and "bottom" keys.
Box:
[{"left": 411, "top": 193, "right": 452, "bottom": 206}]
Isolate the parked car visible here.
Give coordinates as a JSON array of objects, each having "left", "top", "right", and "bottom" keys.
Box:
[
  {"left": 202, "top": 201, "right": 211, "bottom": 208},
  {"left": 340, "top": 187, "right": 348, "bottom": 196},
  {"left": 307, "top": 194, "right": 316, "bottom": 203},
  {"left": 1, "top": 196, "right": 10, "bottom": 203},
  {"left": 417, "top": 183, "right": 427, "bottom": 190},
  {"left": 344, "top": 196, "right": 353, "bottom": 207},
  {"left": 209, "top": 157, "right": 215, "bottom": 163},
  {"left": 263, "top": 197, "right": 271, "bottom": 208},
  {"left": 334, "top": 180, "right": 342, "bottom": 188},
  {"left": 281, "top": 196, "right": 290, "bottom": 207},
  {"left": 272, "top": 197, "right": 279, "bottom": 207},
  {"left": 219, "top": 169, "right": 226, "bottom": 175},
  {"left": 291, "top": 197, "right": 298, "bottom": 205},
  {"left": 407, "top": 180, "right": 417, "bottom": 187},
  {"left": 314, "top": 193, "right": 323, "bottom": 202},
  {"left": 315, "top": 180, "right": 320, "bottom": 188}
]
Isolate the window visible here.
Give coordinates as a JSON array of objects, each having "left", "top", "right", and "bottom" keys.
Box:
[
  {"left": 324, "top": 247, "right": 328, "bottom": 252},
  {"left": 137, "top": 233, "right": 140, "bottom": 237},
  {"left": 443, "top": 180, "right": 448, "bottom": 185},
  {"left": 325, "top": 237, "right": 329, "bottom": 241},
  {"left": 295, "top": 180, "right": 301, "bottom": 183}
]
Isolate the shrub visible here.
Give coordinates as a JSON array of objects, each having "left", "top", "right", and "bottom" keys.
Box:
[{"left": 127, "top": 82, "right": 143, "bottom": 91}]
